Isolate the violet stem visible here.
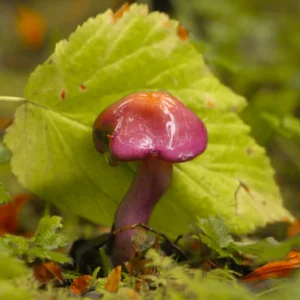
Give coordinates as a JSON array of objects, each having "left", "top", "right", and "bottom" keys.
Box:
[{"left": 109, "top": 158, "right": 173, "bottom": 266}]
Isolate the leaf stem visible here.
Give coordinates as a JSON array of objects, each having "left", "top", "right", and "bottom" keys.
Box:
[{"left": 0, "top": 96, "right": 26, "bottom": 102}]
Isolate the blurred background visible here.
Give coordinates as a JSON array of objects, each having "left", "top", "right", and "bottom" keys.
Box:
[{"left": 0, "top": 0, "right": 299, "bottom": 232}]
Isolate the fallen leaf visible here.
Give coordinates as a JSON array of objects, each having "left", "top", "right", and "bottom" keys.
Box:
[
  {"left": 122, "top": 229, "right": 159, "bottom": 279},
  {"left": 242, "top": 251, "right": 300, "bottom": 282},
  {"left": 105, "top": 266, "right": 122, "bottom": 293},
  {"left": 70, "top": 275, "right": 92, "bottom": 296},
  {"left": 114, "top": 3, "right": 130, "bottom": 21},
  {"left": 125, "top": 252, "right": 157, "bottom": 278},
  {"left": 0, "top": 194, "right": 30, "bottom": 236},
  {"left": 287, "top": 220, "right": 300, "bottom": 237},
  {"left": 16, "top": 6, "right": 46, "bottom": 49},
  {"left": 125, "top": 248, "right": 158, "bottom": 292},
  {"left": 190, "top": 239, "right": 202, "bottom": 252},
  {"left": 33, "top": 261, "right": 63, "bottom": 284},
  {"left": 177, "top": 24, "right": 189, "bottom": 40},
  {"left": 132, "top": 227, "right": 155, "bottom": 253}
]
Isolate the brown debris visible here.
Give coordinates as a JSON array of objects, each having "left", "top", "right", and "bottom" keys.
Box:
[
  {"left": 70, "top": 275, "right": 92, "bottom": 296},
  {"left": 242, "top": 251, "right": 300, "bottom": 282},
  {"left": 105, "top": 266, "right": 122, "bottom": 293},
  {"left": 33, "top": 261, "right": 63, "bottom": 284}
]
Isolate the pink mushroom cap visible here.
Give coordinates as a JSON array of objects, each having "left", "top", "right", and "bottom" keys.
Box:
[{"left": 93, "top": 91, "right": 207, "bottom": 163}]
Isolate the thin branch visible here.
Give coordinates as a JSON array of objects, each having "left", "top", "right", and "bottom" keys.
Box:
[
  {"left": 0, "top": 96, "right": 26, "bottom": 102},
  {"left": 113, "top": 223, "right": 187, "bottom": 259}
]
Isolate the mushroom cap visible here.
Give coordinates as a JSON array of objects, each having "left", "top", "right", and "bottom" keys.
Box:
[{"left": 93, "top": 91, "right": 207, "bottom": 163}]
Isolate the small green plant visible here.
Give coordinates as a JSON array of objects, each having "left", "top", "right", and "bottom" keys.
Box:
[{"left": 0, "top": 215, "right": 70, "bottom": 264}]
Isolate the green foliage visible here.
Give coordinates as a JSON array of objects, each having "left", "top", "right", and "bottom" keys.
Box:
[
  {"left": 1, "top": 215, "right": 300, "bottom": 299},
  {"left": 172, "top": 0, "right": 300, "bottom": 199},
  {"left": 0, "top": 244, "right": 27, "bottom": 280},
  {"left": 135, "top": 250, "right": 253, "bottom": 299},
  {"left": 0, "top": 275, "right": 78, "bottom": 300},
  {"left": 0, "top": 182, "right": 11, "bottom": 204},
  {"left": 3, "top": 4, "right": 292, "bottom": 236},
  {"left": 0, "top": 257, "right": 27, "bottom": 280},
  {"left": 34, "top": 215, "right": 69, "bottom": 250},
  {"left": 236, "top": 234, "right": 300, "bottom": 264},
  {"left": 96, "top": 249, "right": 254, "bottom": 299},
  {"left": 0, "top": 159, "right": 24, "bottom": 198},
  {"left": 0, "top": 282, "right": 31, "bottom": 300},
  {"left": 197, "top": 216, "right": 238, "bottom": 261},
  {"left": 196, "top": 216, "right": 300, "bottom": 265},
  {"left": 99, "top": 247, "right": 111, "bottom": 277},
  {"left": 0, "top": 215, "right": 71, "bottom": 264},
  {"left": 282, "top": 117, "right": 300, "bottom": 139},
  {"left": 172, "top": 0, "right": 300, "bottom": 96},
  {"left": 0, "top": 141, "right": 12, "bottom": 164},
  {"left": 262, "top": 114, "right": 300, "bottom": 141},
  {"left": 258, "top": 274, "right": 300, "bottom": 300},
  {"left": 199, "top": 216, "right": 233, "bottom": 248},
  {"left": 242, "top": 90, "right": 299, "bottom": 145},
  {"left": 0, "top": 243, "right": 30, "bottom": 299},
  {"left": 0, "top": 142, "right": 12, "bottom": 204}
]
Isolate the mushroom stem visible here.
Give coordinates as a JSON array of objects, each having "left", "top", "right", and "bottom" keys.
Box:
[{"left": 110, "top": 158, "right": 173, "bottom": 266}]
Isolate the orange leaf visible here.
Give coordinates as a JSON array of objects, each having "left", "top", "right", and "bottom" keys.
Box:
[
  {"left": 70, "top": 275, "right": 92, "bottom": 296},
  {"left": 126, "top": 254, "right": 157, "bottom": 278},
  {"left": 190, "top": 239, "right": 201, "bottom": 252},
  {"left": 16, "top": 6, "right": 46, "bottom": 49},
  {"left": 177, "top": 24, "right": 189, "bottom": 41},
  {"left": 33, "top": 262, "right": 63, "bottom": 284},
  {"left": 0, "top": 117, "right": 13, "bottom": 130},
  {"left": 105, "top": 265, "right": 122, "bottom": 293},
  {"left": 287, "top": 220, "right": 300, "bottom": 237},
  {"left": 242, "top": 251, "right": 300, "bottom": 282},
  {"left": 114, "top": 3, "right": 130, "bottom": 21},
  {"left": 0, "top": 194, "right": 31, "bottom": 236}
]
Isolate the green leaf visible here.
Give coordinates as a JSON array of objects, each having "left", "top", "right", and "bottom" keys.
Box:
[
  {"left": 0, "top": 215, "right": 71, "bottom": 264},
  {"left": 0, "top": 235, "right": 29, "bottom": 254},
  {"left": 197, "top": 216, "right": 238, "bottom": 261},
  {"left": 199, "top": 216, "right": 233, "bottom": 248},
  {"left": 34, "top": 215, "right": 68, "bottom": 250},
  {"left": 0, "top": 182, "right": 11, "bottom": 204},
  {"left": 235, "top": 234, "right": 300, "bottom": 264},
  {"left": 0, "top": 142, "right": 12, "bottom": 205},
  {"left": 242, "top": 89, "right": 299, "bottom": 145},
  {"left": 0, "top": 282, "right": 31, "bottom": 300},
  {"left": 196, "top": 216, "right": 300, "bottom": 265},
  {"left": 28, "top": 247, "right": 71, "bottom": 264},
  {"left": 282, "top": 116, "right": 300, "bottom": 138},
  {"left": 4, "top": 4, "right": 293, "bottom": 235},
  {"left": 0, "top": 141, "right": 12, "bottom": 164},
  {"left": 262, "top": 113, "right": 300, "bottom": 140}
]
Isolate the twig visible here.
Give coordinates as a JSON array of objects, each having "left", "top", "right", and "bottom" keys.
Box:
[{"left": 113, "top": 223, "right": 187, "bottom": 259}]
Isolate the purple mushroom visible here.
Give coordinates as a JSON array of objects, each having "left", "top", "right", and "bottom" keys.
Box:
[{"left": 93, "top": 91, "right": 208, "bottom": 266}]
